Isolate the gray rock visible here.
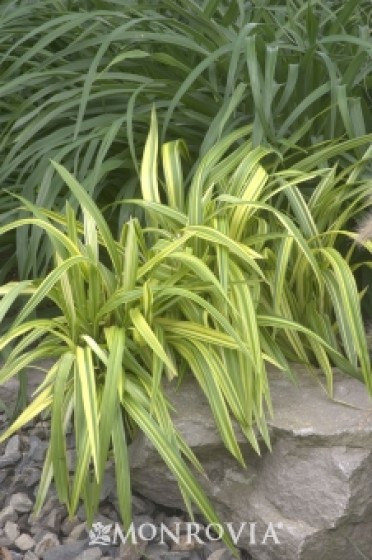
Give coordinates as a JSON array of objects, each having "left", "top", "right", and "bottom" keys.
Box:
[
  {"left": 0, "top": 454, "right": 21, "bottom": 468},
  {"left": 24, "top": 552, "right": 39, "bottom": 560},
  {"left": 205, "top": 550, "right": 233, "bottom": 560},
  {"left": 144, "top": 542, "right": 169, "bottom": 559},
  {"left": 0, "top": 506, "right": 18, "bottom": 527},
  {"left": 202, "top": 542, "right": 227, "bottom": 558},
  {"left": 118, "top": 541, "right": 147, "bottom": 559},
  {"left": 65, "top": 522, "right": 87, "bottom": 543},
  {"left": 43, "top": 541, "right": 86, "bottom": 560},
  {"left": 74, "top": 547, "right": 102, "bottom": 560},
  {"left": 99, "top": 472, "right": 116, "bottom": 502},
  {"left": 106, "top": 546, "right": 120, "bottom": 558},
  {"left": 17, "top": 512, "right": 32, "bottom": 533},
  {"left": 189, "top": 553, "right": 204, "bottom": 560},
  {"left": 5, "top": 436, "right": 20, "bottom": 456},
  {"left": 26, "top": 436, "right": 48, "bottom": 464},
  {"left": 36, "top": 496, "right": 61, "bottom": 518},
  {"left": 0, "top": 491, "right": 8, "bottom": 511},
  {"left": 4, "top": 521, "right": 20, "bottom": 543},
  {"left": 29, "top": 524, "right": 48, "bottom": 537},
  {"left": 34, "top": 529, "right": 54, "bottom": 543},
  {"left": 34, "top": 532, "right": 60, "bottom": 556},
  {"left": 0, "top": 435, "right": 21, "bottom": 466},
  {"left": 0, "top": 470, "right": 9, "bottom": 484},
  {"left": 77, "top": 506, "right": 86, "bottom": 522},
  {"left": 170, "top": 533, "right": 204, "bottom": 552},
  {"left": 31, "top": 497, "right": 66, "bottom": 532},
  {"left": 23, "top": 552, "right": 39, "bottom": 560},
  {"left": 60, "top": 516, "right": 81, "bottom": 536},
  {"left": 21, "top": 467, "right": 41, "bottom": 488},
  {"left": 154, "top": 512, "right": 167, "bottom": 525},
  {"left": 42, "top": 509, "right": 64, "bottom": 533},
  {"left": 0, "top": 535, "right": 12, "bottom": 548},
  {"left": 9, "top": 493, "right": 33, "bottom": 513},
  {"left": 29, "top": 424, "right": 49, "bottom": 440},
  {"left": 164, "top": 517, "right": 189, "bottom": 534},
  {"left": 14, "top": 533, "right": 35, "bottom": 551},
  {"left": 132, "top": 495, "right": 156, "bottom": 516},
  {"left": 11, "top": 553, "right": 23, "bottom": 560},
  {"left": 129, "top": 368, "right": 372, "bottom": 560},
  {"left": 97, "top": 504, "right": 119, "bottom": 522}
]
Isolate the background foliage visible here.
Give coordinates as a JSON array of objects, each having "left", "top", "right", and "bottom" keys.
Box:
[{"left": 1, "top": 0, "right": 372, "bottom": 280}]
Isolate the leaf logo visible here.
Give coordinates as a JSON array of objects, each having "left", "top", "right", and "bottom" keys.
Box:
[{"left": 88, "top": 521, "right": 112, "bottom": 546}]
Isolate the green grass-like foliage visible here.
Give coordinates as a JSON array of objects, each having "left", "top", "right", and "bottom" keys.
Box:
[
  {"left": 0, "top": 115, "right": 371, "bottom": 548},
  {"left": 1, "top": 0, "right": 372, "bottom": 278}
]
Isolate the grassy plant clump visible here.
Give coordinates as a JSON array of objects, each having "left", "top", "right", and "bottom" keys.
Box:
[
  {"left": 0, "top": 118, "right": 371, "bottom": 548},
  {"left": 1, "top": 0, "right": 372, "bottom": 277}
]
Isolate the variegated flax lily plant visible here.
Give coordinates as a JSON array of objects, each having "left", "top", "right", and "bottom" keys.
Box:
[{"left": 0, "top": 111, "right": 371, "bottom": 552}]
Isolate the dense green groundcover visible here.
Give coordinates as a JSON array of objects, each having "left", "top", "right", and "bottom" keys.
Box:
[
  {"left": 1, "top": 0, "right": 372, "bottom": 278},
  {"left": 1, "top": 0, "right": 372, "bottom": 552}
]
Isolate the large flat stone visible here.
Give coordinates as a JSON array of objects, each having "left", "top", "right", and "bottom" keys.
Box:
[{"left": 129, "top": 367, "right": 372, "bottom": 560}]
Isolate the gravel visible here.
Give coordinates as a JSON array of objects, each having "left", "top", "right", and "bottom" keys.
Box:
[{"left": 0, "top": 410, "right": 252, "bottom": 560}]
